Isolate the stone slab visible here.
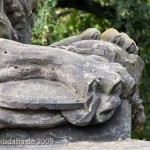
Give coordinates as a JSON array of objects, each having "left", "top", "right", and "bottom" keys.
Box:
[{"left": 0, "top": 79, "right": 84, "bottom": 110}]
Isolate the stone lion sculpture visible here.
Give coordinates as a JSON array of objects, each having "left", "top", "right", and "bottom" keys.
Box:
[
  {"left": 0, "top": 27, "right": 145, "bottom": 129},
  {"left": 0, "top": 0, "right": 145, "bottom": 129}
]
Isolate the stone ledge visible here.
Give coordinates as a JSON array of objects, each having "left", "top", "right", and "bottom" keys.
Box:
[
  {"left": 67, "top": 140, "right": 150, "bottom": 150},
  {"left": 0, "top": 140, "right": 150, "bottom": 150}
]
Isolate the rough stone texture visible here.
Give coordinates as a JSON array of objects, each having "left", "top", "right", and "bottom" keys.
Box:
[
  {"left": 0, "top": 0, "right": 146, "bottom": 144},
  {"left": 51, "top": 29, "right": 145, "bottom": 128},
  {"left": 0, "top": 0, "right": 37, "bottom": 43},
  {"left": 0, "top": 2, "right": 146, "bottom": 138},
  {"left": 0, "top": 79, "right": 84, "bottom": 110},
  {"left": 101, "top": 28, "right": 139, "bottom": 54},
  {"left": 50, "top": 28, "right": 101, "bottom": 47},
  {"left": 0, "top": 37, "right": 134, "bottom": 128},
  {"left": 0, "top": 100, "right": 131, "bottom": 140},
  {"left": 0, "top": 108, "right": 66, "bottom": 128},
  {"left": 0, "top": 27, "right": 145, "bottom": 133}
]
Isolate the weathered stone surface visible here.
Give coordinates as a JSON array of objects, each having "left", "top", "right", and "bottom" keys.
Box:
[
  {"left": 0, "top": 0, "right": 14, "bottom": 39},
  {"left": 0, "top": 0, "right": 146, "bottom": 143},
  {"left": 0, "top": 79, "right": 84, "bottom": 110},
  {"left": 0, "top": 108, "right": 66, "bottom": 128},
  {"left": 0, "top": 25, "right": 145, "bottom": 129},
  {"left": 0, "top": 27, "right": 145, "bottom": 145},
  {"left": 50, "top": 28, "right": 101, "bottom": 47},
  {"left": 0, "top": 100, "right": 131, "bottom": 139},
  {"left": 101, "top": 28, "right": 139, "bottom": 54},
  {"left": 54, "top": 30, "right": 145, "bottom": 127},
  {"left": 0, "top": 37, "right": 137, "bottom": 127},
  {"left": 61, "top": 93, "right": 121, "bottom": 126},
  {"left": 0, "top": 0, "right": 37, "bottom": 43},
  {"left": 63, "top": 39, "right": 144, "bottom": 82}
]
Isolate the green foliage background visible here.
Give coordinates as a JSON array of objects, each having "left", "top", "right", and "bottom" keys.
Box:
[{"left": 32, "top": 0, "right": 150, "bottom": 140}]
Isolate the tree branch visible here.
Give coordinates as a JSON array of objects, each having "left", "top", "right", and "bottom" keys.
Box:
[{"left": 56, "top": 0, "right": 116, "bottom": 19}]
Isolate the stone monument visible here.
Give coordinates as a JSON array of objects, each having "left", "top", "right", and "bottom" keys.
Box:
[{"left": 0, "top": 0, "right": 146, "bottom": 147}]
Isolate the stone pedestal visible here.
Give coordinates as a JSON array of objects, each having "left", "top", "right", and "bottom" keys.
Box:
[{"left": 0, "top": 100, "right": 131, "bottom": 143}]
